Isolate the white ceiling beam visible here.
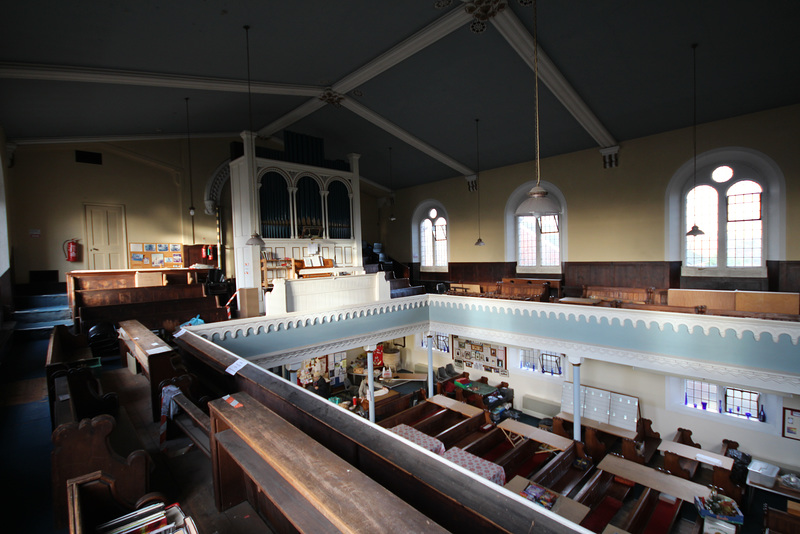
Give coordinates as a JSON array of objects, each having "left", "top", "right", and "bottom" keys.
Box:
[
  {"left": 491, "top": 10, "right": 617, "bottom": 148},
  {"left": 333, "top": 7, "right": 473, "bottom": 94},
  {"left": 0, "top": 62, "right": 320, "bottom": 97},
  {"left": 342, "top": 98, "right": 473, "bottom": 177},
  {"left": 259, "top": 7, "right": 471, "bottom": 138}
]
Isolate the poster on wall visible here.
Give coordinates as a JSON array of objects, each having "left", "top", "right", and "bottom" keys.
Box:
[
  {"left": 129, "top": 243, "right": 184, "bottom": 269},
  {"left": 783, "top": 408, "right": 800, "bottom": 441},
  {"left": 451, "top": 335, "right": 506, "bottom": 374}
]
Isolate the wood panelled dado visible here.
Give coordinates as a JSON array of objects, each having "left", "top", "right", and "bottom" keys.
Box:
[
  {"left": 768, "top": 260, "right": 800, "bottom": 293},
  {"left": 411, "top": 262, "right": 516, "bottom": 284},
  {"left": 564, "top": 262, "right": 681, "bottom": 291}
]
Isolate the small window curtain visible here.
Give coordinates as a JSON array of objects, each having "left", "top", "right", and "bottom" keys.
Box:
[
  {"left": 260, "top": 172, "right": 290, "bottom": 239},
  {"left": 327, "top": 181, "right": 351, "bottom": 239},
  {"left": 296, "top": 176, "right": 322, "bottom": 235}
]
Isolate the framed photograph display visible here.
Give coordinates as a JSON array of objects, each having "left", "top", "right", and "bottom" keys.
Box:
[
  {"left": 451, "top": 335, "right": 506, "bottom": 374},
  {"left": 783, "top": 408, "right": 800, "bottom": 441}
]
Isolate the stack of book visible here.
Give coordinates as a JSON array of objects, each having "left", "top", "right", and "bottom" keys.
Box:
[{"left": 95, "top": 502, "right": 198, "bottom": 534}]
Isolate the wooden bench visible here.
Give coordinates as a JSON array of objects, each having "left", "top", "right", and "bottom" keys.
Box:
[
  {"left": 209, "top": 391, "right": 448, "bottom": 533},
  {"left": 67, "top": 268, "right": 222, "bottom": 334},
  {"left": 530, "top": 442, "right": 595, "bottom": 498},
  {"left": 50, "top": 367, "right": 119, "bottom": 430},
  {"left": 46, "top": 325, "right": 99, "bottom": 428},
  {"left": 764, "top": 503, "right": 800, "bottom": 533},
  {"left": 582, "top": 285, "right": 668, "bottom": 306},
  {"left": 118, "top": 320, "right": 185, "bottom": 422},
  {"left": 662, "top": 427, "right": 701, "bottom": 480},
  {"left": 52, "top": 414, "right": 150, "bottom": 529},
  {"left": 615, "top": 486, "right": 682, "bottom": 534},
  {"left": 66, "top": 470, "right": 165, "bottom": 534},
  {"left": 494, "top": 278, "right": 551, "bottom": 301},
  {"left": 553, "top": 411, "right": 637, "bottom": 462},
  {"left": 620, "top": 418, "right": 662, "bottom": 465},
  {"left": 712, "top": 438, "right": 745, "bottom": 504}
]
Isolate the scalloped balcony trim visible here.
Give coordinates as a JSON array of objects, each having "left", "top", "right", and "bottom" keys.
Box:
[
  {"left": 188, "top": 295, "right": 429, "bottom": 342},
  {"left": 428, "top": 295, "right": 800, "bottom": 345}
]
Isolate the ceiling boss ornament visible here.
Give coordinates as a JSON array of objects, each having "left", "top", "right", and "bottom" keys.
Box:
[
  {"left": 319, "top": 88, "right": 345, "bottom": 107},
  {"left": 465, "top": 0, "right": 507, "bottom": 33}
]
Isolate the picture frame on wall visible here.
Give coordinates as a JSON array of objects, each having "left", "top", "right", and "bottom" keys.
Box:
[
  {"left": 393, "top": 337, "right": 405, "bottom": 347},
  {"left": 500, "top": 369, "right": 509, "bottom": 377},
  {"left": 783, "top": 408, "right": 800, "bottom": 441}
]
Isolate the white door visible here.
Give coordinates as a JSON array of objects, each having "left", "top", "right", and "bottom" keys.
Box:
[{"left": 85, "top": 204, "right": 127, "bottom": 270}]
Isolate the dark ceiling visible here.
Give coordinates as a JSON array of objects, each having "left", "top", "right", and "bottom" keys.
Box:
[{"left": 1, "top": 1, "right": 798, "bottom": 190}]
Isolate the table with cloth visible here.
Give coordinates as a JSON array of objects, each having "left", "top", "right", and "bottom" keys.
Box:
[
  {"left": 389, "top": 424, "right": 446, "bottom": 455},
  {"left": 442, "top": 446, "right": 506, "bottom": 485}
]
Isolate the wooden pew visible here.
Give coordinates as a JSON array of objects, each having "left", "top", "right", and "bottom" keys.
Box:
[
  {"left": 496, "top": 278, "right": 551, "bottom": 301},
  {"left": 80, "top": 297, "right": 227, "bottom": 335},
  {"left": 52, "top": 414, "right": 150, "bottom": 529},
  {"left": 412, "top": 408, "right": 465, "bottom": 436},
  {"left": 118, "top": 320, "right": 185, "bottom": 422},
  {"left": 575, "top": 470, "right": 635, "bottom": 533},
  {"left": 377, "top": 400, "right": 444, "bottom": 429},
  {"left": 621, "top": 418, "right": 662, "bottom": 465},
  {"left": 157, "top": 373, "right": 214, "bottom": 458},
  {"left": 432, "top": 411, "right": 489, "bottom": 450},
  {"left": 662, "top": 427, "right": 701, "bottom": 480},
  {"left": 581, "top": 285, "right": 667, "bottom": 305},
  {"left": 615, "top": 487, "right": 682, "bottom": 534},
  {"left": 764, "top": 503, "right": 800, "bottom": 533},
  {"left": 552, "top": 411, "right": 637, "bottom": 462},
  {"left": 66, "top": 470, "right": 165, "bottom": 534},
  {"left": 710, "top": 438, "right": 745, "bottom": 504},
  {"left": 50, "top": 367, "right": 119, "bottom": 430},
  {"left": 46, "top": 326, "right": 99, "bottom": 428},
  {"left": 209, "top": 391, "right": 449, "bottom": 533},
  {"left": 530, "top": 442, "right": 595, "bottom": 498}
]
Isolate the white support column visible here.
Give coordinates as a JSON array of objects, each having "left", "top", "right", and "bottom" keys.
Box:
[
  {"left": 571, "top": 357, "right": 583, "bottom": 442},
  {"left": 366, "top": 348, "right": 375, "bottom": 423},
  {"left": 288, "top": 186, "right": 298, "bottom": 239},
  {"left": 320, "top": 189, "right": 329, "bottom": 240},
  {"left": 230, "top": 131, "right": 263, "bottom": 311},
  {"left": 427, "top": 333, "right": 434, "bottom": 398},
  {"left": 348, "top": 153, "right": 363, "bottom": 267}
]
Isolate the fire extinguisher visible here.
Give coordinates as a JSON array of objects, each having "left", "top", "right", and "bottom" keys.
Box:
[
  {"left": 63, "top": 239, "right": 79, "bottom": 262},
  {"left": 207, "top": 245, "right": 214, "bottom": 261},
  {"left": 201, "top": 246, "right": 207, "bottom": 259}
]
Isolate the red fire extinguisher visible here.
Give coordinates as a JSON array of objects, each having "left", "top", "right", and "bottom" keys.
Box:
[
  {"left": 63, "top": 239, "right": 79, "bottom": 262},
  {"left": 201, "top": 246, "right": 207, "bottom": 259},
  {"left": 207, "top": 245, "right": 214, "bottom": 261}
]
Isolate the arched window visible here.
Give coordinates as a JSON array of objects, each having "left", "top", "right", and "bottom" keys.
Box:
[
  {"left": 670, "top": 147, "right": 786, "bottom": 277},
  {"left": 412, "top": 201, "right": 448, "bottom": 272},
  {"left": 505, "top": 181, "right": 566, "bottom": 274}
]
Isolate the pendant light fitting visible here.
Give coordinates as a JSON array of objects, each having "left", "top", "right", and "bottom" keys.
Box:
[
  {"left": 686, "top": 43, "right": 704, "bottom": 237},
  {"left": 515, "top": 0, "right": 561, "bottom": 219},
  {"left": 474, "top": 118, "right": 485, "bottom": 246},
  {"left": 242, "top": 24, "right": 265, "bottom": 248}
]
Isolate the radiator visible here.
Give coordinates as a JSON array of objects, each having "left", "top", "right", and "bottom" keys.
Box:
[{"left": 522, "top": 395, "right": 559, "bottom": 418}]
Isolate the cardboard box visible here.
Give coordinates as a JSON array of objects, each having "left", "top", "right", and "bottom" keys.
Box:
[
  {"left": 135, "top": 271, "right": 164, "bottom": 287},
  {"left": 238, "top": 287, "right": 262, "bottom": 318}
]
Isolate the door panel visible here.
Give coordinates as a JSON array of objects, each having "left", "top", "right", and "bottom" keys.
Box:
[{"left": 85, "top": 204, "right": 127, "bottom": 270}]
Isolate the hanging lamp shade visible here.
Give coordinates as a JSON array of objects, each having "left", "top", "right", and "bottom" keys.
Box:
[
  {"left": 474, "top": 237, "right": 485, "bottom": 246},
  {"left": 516, "top": 0, "right": 561, "bottom": 220},
  {"left": 245, "top": 233, "right": 265, "bottom": 246},
  {"left": 515, "top": 185, "right": 560, "bottom": 217},
  {"left": 686, "top": 224, "right": 704, "bottom": 237}
]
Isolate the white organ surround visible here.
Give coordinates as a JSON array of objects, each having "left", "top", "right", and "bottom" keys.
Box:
[{"left": 229, "top": 132, "right": 362, "bottom": 313}]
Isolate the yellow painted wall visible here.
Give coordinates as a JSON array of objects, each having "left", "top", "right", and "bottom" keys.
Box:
[{"left": 391, "top": 104, "right": 800, "bottom": 263}]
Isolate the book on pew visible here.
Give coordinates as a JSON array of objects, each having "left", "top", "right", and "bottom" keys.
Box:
[
  {"left": 95, "top": 502, "right": 194, "bottom": 534},
  {"left": 519, "top": 482, "right": 558, "bottom": 510}
]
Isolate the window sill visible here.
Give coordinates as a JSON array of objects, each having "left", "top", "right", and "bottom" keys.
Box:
[{"left": 681, "top": 266, "right": 767, "bottom": 278}]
